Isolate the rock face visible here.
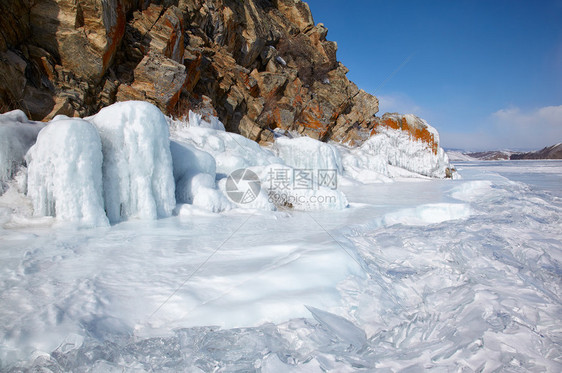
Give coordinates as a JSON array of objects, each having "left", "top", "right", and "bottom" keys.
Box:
[
  {"left": 0, "top": 0, "right": 435, "bottom": 152},
  {"left": 510, "top": 143, "right": 562, "bottom": 160}
]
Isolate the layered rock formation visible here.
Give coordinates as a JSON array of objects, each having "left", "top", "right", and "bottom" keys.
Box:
[{"left": 0, "top": 0, "right": 438, "bottom": 153}]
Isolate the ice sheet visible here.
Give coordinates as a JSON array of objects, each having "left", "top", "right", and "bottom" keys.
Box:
[{"left": 1, "top": 145, "right": 562, "bottom": 370}]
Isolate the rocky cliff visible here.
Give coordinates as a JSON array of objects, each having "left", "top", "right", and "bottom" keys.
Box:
[{"left": 0, "top": 0, "right": 437, "bottom": 151}]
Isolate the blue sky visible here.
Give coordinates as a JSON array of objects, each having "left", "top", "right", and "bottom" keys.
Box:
[{"left": 304, "top": 0, "right": 562, "bottom": 150}]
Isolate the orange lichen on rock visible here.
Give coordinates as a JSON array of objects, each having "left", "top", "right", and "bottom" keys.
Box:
[{"left": 370, "top": 114, "right": 438, "bottom": 154}]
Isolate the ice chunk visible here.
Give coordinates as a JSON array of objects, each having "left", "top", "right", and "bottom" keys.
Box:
[
  {"left": 88, "top": 101, "right": 176, "bottom": 223},
  {"left": 170, "top": 140, "right": 232, "bottom": 212},
  {"left": 170, "top": 140, "right": 216, "bottom": 201},
  {"left": 25, "top": 119, "right": 109, "bottom": 227},
  {"left": 306, "top": 306, "right": 367, "bottom": 348},
  {"left": 0, "top": 110, "right": 45, "bottom": 192},
  {"left": 273, "top": 136, "right": 343, "bottom": 174}
]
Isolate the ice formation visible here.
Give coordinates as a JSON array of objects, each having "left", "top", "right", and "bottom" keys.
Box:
[
  {"left": 170, "top": 140, "right": 232, "bottom": 212},
  {"left": 273, "top": 136, "right": 343, "bottom": 174},
  {"left": 170, "top": 114, "right": 350, "bottom": 211},
  {"left": 0, "top": 110, "right": 45, "bottom": 193},
  {"left": 338, "top": 143, "right": 392, "bottom": 183},
  {"left": 170, "top": 117, "right": 281, "bottom": 178},
  {"left": 88, "top": 101, "right": 176, "bottom": 223},
  {"left": 25, "top": 119, "right": 108, "bottom": 227},
  {"left": 1, "top": 104, "right": 455, "bottom": 222},
  {"left": 361, "top": 116, "right": 451, "bottom": 178},
  {"left": 2, "top": 101, "right": 562, "bottom": 371},
  {"left": 186, "top": 110, "right": 226, "bottom": 131}
]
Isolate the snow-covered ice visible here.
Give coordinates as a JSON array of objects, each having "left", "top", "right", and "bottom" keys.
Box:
[
  {"left": 170, "top": 140, "right": 233, "bottom": 212},
  {"left": 170, "top": 116, "right": 280, "bottom": 178},
  {"left": 0, "top": 102, "right": 559, "bottom": 371},
  {"left": 88, "top": 101, "right": 176, "bottom": 223},
  {"left": 273, "top": 136, "right": 343, "bottom": 174},
  {"left": 0, "top": 159, "right": 561, "bottom": 371},
  {"left": 0, "top": 110, "right": 45, "bottom": 193},
  {"left": 358, "top": 125, "right": 451, "bottom": 178},
  {"left": 25, "top": 119, "right": 108, "bottom": 227}
]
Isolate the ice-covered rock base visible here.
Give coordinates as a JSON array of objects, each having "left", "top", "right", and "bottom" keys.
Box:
[
  {"left": 26, "top": 119, "right": 108, "bottom": 227},
  {"left": 89, "top": 102, "right": 176, "bottom": 223},
  {"left": 1, "top": 103, "right": 454, "bottom": 225},
  {"left": 0, "top": 110, "right": 45, "bottom": 194}
]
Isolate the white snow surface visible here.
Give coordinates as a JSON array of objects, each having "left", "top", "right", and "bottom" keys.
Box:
[
  {"left": 253, "top": 164, "right": 349, "bottom": 211},
  {"left": 25, "top": 119, "right": 109, "bottom": 227},
  {"left": 0, "top": 110, "right": 45, "bottom": 191},
  {"left": 88, "top": 101, "right": 176, "bottom": 223},
  {"left": 0, "top": 160, "right": 561, "bottom": 371}
]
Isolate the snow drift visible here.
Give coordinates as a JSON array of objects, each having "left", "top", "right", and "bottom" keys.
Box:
[{"left": 26, "top": 119, "right": 108, "bottom": 227}]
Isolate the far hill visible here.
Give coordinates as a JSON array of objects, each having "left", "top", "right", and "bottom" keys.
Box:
[{"left": 511, "top": 143, "right": 562, "bottom": 160}]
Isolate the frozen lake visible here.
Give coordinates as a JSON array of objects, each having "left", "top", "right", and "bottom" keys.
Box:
[{"left": 1, "top": 160, "right": 561, "bottom": 371}]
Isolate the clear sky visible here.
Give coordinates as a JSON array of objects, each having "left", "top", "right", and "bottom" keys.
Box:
[{"left": 304, "top": 0, "right": 562, "bottom": 151}]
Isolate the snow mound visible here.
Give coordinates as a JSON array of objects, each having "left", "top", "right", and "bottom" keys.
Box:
[
  {"left": 338, "top": 144, "right": 391, "bottom": 183},
  {"left": 359, "top": 125, "right": 450, "bottom": 178},
  {"left": 0, "top": 110, "right": 45, "bottom": 192},
  {"left": 170, "top": 140, "right": 232, "bottom": 212},
  {"left": 88, "top": 101, "right": 176, "bottom": 223},
  {"left": 25, "top": 119, "right": 109, "bottom": 227},
  {"left": 451, "top": 180, "right": 494, "bottom": 201},
  {"left": 381, "top": 203, "right": 471, "bottom": 226},
  {"left": 273, "top": 136, "right": 343, "bottom": 174},
  {"left": 170, "top": 120, "right": 281, "bottom": 177}
]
